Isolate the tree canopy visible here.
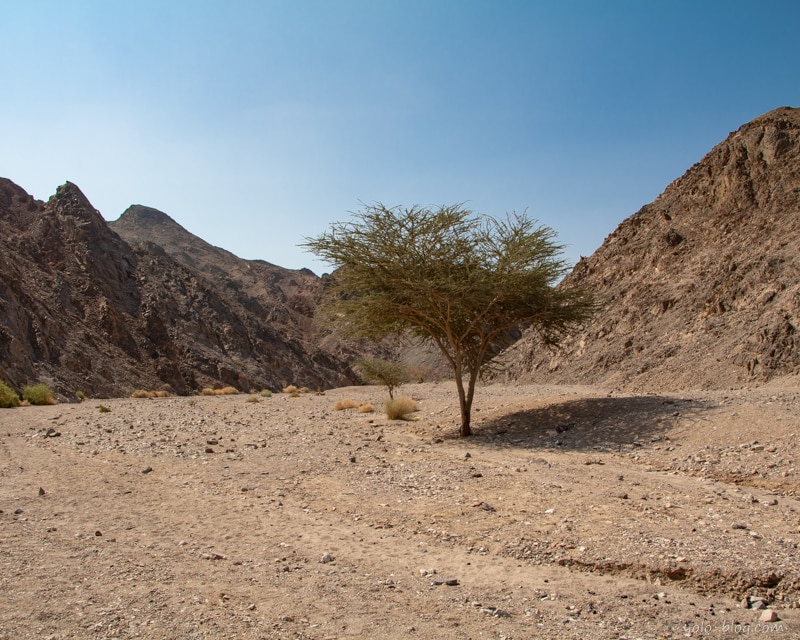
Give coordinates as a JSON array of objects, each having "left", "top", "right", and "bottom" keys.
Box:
[{"left": 304, "top": 203, "right": 594, "bottom": 436}]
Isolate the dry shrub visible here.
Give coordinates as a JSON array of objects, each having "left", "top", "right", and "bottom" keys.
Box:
[
  {"left": 260, "top": 389, "right": 272, "bottom": 397},
  {"left": 384, "top": 396, "right": 418, "bottom": 420},
  {"left": 131, "top": 389, "right": 152, "bottom": 398},
  {"left": 282, "top": 385, "right": 298, "bottom": 394},
  {"left": 358, "top": 403, "right": 375, "bottom": 413},
  {"left": 153, "top": 390, "right": 170, "bottom": 398},
  {"left": 245, "top": 395, "right": 261, "bottom": 403},
  {"left": 334, "top": 398, "right": 360, "bottom": 411},
  {"left": 217, "top": 386, "right": 239, "bottom": 395},
  {"left": 200, "top": 388, "right": 216, "bottom": 396},
  {"left": 298, "top": 386, "right": 310, "bottom": 394}
]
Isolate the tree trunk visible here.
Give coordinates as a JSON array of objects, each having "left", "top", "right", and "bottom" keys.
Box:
[{"left": 454, "top": 368, "right": 472, "bottom": 437}]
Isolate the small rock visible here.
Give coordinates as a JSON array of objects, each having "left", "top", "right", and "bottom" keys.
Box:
[
  {"left": 731, "top": 522, "right": 748, "bottom": 530},
  {"left": 463, "top": 452, "right": 471, "bottom": 459},
  {"left": 95, "top": 530, "right": 102, "bottom": 537},
  {"left": 349, "top": 456, "right": 356, "bottom": 463},
  {"left": 141, "top": 466, "right": 153, "bottom": 474},
  {"left": 205, "top": 447, "right": 215, "bottom": 454},
  {"left": 320, "top": 552, "right": 335, "bottom": 564},
  {"left": 760, "top": 609, "right": 779, "bottom": 622},
  {"left": 479, "top": 502, "right": 495, "bottom": 512},
  {"left": 431, "top": 577, "right": 459, "bottom": 586},
  {"left": 38, "top": 487, "right": 46, "bottom": 496}
]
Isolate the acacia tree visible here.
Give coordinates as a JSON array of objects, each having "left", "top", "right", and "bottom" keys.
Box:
[{"left": 304, "top": 203, "right": 594, "bottom": 437}]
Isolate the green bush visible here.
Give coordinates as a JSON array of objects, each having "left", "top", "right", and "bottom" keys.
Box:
[
  {"left": 22, "top": 383, "right": 56, "bottom": 406},
  {"left": 356, "top": 359, "right": 410, "bottom": 399},
  {"left": 0, "top": 381, "right": 19, "bottom": 408}
]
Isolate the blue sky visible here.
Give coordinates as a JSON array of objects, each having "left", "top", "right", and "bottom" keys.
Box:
[{"left": 2, "top": 1, "right": 798, "bottom": 273}]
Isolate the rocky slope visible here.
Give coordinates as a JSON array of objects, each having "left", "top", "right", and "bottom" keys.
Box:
[
  {"left": 503, "top": 106, "right": 800, "bottom": 391},
  {"left": 0, "top": 180, "right": 360, "bottom": 398}
]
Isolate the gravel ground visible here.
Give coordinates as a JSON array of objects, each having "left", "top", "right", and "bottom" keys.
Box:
[{"left": 1, "top": 381, "right": 799, "bottom": 639}]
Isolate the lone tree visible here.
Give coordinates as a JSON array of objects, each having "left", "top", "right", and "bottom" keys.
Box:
[
  {"left": 355, "top": 358, "right": 410, "bottom": 399},
  {"left": 304, "top": 203, "right": 593, "bottom": 437}
]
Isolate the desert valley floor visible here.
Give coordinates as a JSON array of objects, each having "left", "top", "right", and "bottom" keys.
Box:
[{"left": 2, "top": 381, "right": 800, "bottom": 639}]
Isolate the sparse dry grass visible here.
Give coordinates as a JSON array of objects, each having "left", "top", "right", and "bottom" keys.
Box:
[
  {"left": 334, "top": 398, "right": 360, "bottom": 411},
  {"left": 245, "top": 395, "right": 261, "bottom": 403},
  {"left": 358, "top": 403, "right": 375, "bottom": 413},
  {"left": 199, "top": 386, "right": 240, "bottom": 396},
  {"left": 282, "top": 385, "right": 298, "bottom": 394},
  {"left": 384, "top": 396, "right": 418, "bottom": 420},
  {"left": 132, "top": 389, "right": 170, "bottom": 399}
]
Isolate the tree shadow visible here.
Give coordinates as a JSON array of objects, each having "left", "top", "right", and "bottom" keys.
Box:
[{"left": 470, "top": 395, "right": 713, "bottom": 453}]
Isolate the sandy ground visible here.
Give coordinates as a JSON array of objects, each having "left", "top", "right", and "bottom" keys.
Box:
[{"left": 1, "top": 381, "right": 799, "bottom": 639}]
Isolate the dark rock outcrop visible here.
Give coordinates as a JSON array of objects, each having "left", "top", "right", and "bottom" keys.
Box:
[{"left": 0, "top": 180, "right": 360, "bottom": 397}]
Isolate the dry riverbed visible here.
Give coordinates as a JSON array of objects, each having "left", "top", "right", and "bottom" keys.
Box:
[{"left": 1, "top": 381, "right": 799, "bottom": 639}]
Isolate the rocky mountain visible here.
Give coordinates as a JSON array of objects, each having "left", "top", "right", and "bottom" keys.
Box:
[
  {"left": 502, "top": 106, "right": 800, "bottom": 391},
  {"left": 0, "top": 180, "right": 361, "bottom": 398}
]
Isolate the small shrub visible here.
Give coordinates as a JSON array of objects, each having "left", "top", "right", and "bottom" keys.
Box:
[
  {"left": 334, "top": 398, "right": 360, "bottom": 411},
  {"left": 76, "top": 391, "right": 87, "bottom": 401},
  {"left": 97, "top": 404, "right": 111, "bottom": 413},
  {"left": 200, "top": 387, "right": 216, "bottom": 396},
  {"left": 282, "top": 385, "right": 298, "bottom": 394},
  {"left": 22, "top": 383, "right": 56, "bottom": 406},
  {"left": 356, "top": 359, "right": 410, "bottom": 399},
  {"left": 384, "top": 396, "right": 418, "bottom": 420},
  {"left": 260, "top": 389, "right": 272, "bottom": 397},
  {"left": 132, "top": 389, "right": 152, "bottom": 399},
  {"left": 0, "top": 381, "right": 19, "bottom": 408},
  {"left": 298, "top": 386, "right": 310, "bottom": 394},
  {"left": 246, "top": 395, "right": 261, "bottom": 403},
  {"left": 358, "top": 403, "right": 375, "bottom": 413},
  {"left": 153, "top": 390, "right": 170, "bottom": 398},
  {"left": 289, "top": 390, "right": 300, "bottom": 398},
  {"left": 217, "top": 386, "right": 239, "bottom": 395}
]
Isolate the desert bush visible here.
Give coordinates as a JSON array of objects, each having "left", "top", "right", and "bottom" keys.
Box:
[
  {"left": 358, "top": 403, "right": 375, "bottom": 413},
  {"left": 200, "top": 387, "right": 216, "bottom": 396},
  {"left": 23, "top": 383, "right": 56, "bottom": 406},
  {"left": 356, "top": 359, "right": 410, "bottom": 399},
  {"left": 246, "top": 395, "right": 261, "bottom": 403},
  {"left": 384, "top": 396, "right": 418, "bottom": 420},
  {"left": 282, "top": 385, "right": 298, "bottom": 394},
  {"left": 298, "top": 386, "right": 310, "bottom": 394},
  {"left": 98, "top": 404, "right": 111, "bottom": 413},
  {"left": 217, "top": 386, "right": 239, "bottom": 395},
  {"left": 260, "top": 389, "right": 272, "bottom": 397},
  {"left": 0, "top": 381, "right": 19, "bottom": 408},
  {"left": 153, "top": 390, "right": 169, "bottom": 398},
  {"left": 334, "top": 398, "right": 360, "bottom": 411},
  {"left": 76, "top": 391, "right": 87, "bottom": 401},
  {"left": 131, "top": 389, "right": 152, "bottom": 398}
]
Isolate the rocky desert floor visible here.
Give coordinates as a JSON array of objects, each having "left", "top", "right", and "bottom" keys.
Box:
[{"left": 2, "top": 381, "right": 800, "bottom": 640}]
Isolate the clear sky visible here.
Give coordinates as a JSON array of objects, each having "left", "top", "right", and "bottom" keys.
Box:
[{"left": 1, "top": 1, "right": 798, "bottom": 273}]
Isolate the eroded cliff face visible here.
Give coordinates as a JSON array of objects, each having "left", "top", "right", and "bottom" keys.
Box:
[
  {"left": 0, "top": 180, "right": 360, "bottom": 398},
  {"left": 502, "top": 106, "right": 800, "bottom": 391}
]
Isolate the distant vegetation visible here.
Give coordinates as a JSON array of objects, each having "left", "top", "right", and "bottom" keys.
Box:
[
  {"left": 0, "top": 381, "right": 19, "bottom": 408},
  {"left": 22, "top": 383, "right": 56, "bottom": 406}
]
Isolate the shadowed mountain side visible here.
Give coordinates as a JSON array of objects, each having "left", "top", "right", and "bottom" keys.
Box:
[
  {"left": 0, "top": 180, "right": 361, "bottom": 397},
  {"left": 471, "top": 395, "right": 712, "bottom": 453},
  {"left": 500, "top": 106, "right": 800, "bottom": 392}
]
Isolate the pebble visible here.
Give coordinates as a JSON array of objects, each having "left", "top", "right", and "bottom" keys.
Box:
[
  {"left": 320, "top": 552, "right": 335, "bottom": 563},
  {"left": 760, "top": 609, "right": 779, "bottom": 622}
]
